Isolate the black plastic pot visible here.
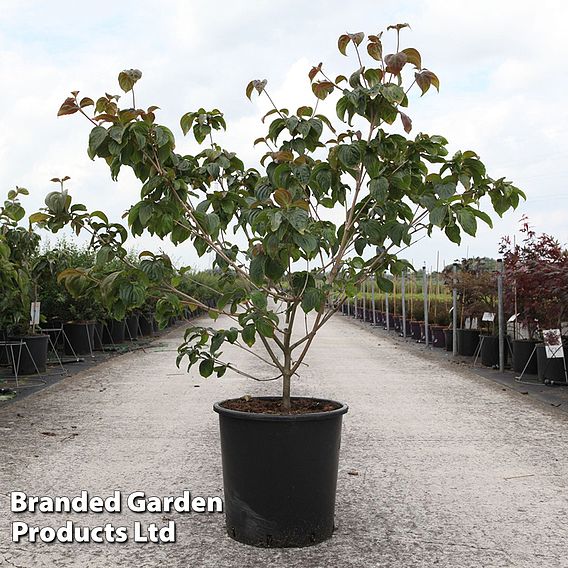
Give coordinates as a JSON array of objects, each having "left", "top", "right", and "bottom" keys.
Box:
[
  {"left": 456, "top": 329, "right": 480, "bottom": 357},
  {"left": 93, "top": 322, "right": 104, "bottom": 351},
  {"left": 138, "top": 314, "right": 154, "bottom": 337},
  {"left": 214, "top": 397, "right": 348, "bottom": 548},
  {"left": 443, "top": 328, "right": 453, "bottom": 351},
  {"left": 125, "top": 313, "right": 140, "bottom": 340},
  {"left": 102, "top": 319, "right": 126, "bottom": 344},
  {"left": 512, "top": 339, "right": 538, "bottom": 375},
  {"left": 9, "top": 334, "right": 49, "bottom": 375},
  {"left": 480, "top": 335, "right": 499, "bottom": 367},
  {"left": 536, "top": 343, "right": 567, "bottom": 382},
  {"left": 44, "top": 320, "right": 64, "bottom": 350},
  {"left": 410, "top": 321, "right": 422, "bottom": 340},
  {"left": 430, "top": 326, "right": 446, "bottom": 348},
  {"left": 63, "top": 322, "right": 95, "bottom": 356}
]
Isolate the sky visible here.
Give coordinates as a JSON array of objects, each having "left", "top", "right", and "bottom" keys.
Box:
[{"left": 1, "top": 0, "right": 567, "bottom": 273}]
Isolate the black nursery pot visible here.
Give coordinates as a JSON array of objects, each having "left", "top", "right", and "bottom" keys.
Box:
[
  {"left": 443, "top": 328, "right": 453, "bottom": 352},
  {"left": 430, "top": 325, "right": 446, "bottom": 348},
  {"left": 102, "top": 319, "right": 126, "bottom": 344},
  {"left": 125, "top": 313, "right": 140, "bottom": 340},
  {"left": 93, "top": 322, "right": 104, "bottom": 351},
  {"left": 63, "top": 322, "right": 95, "bottom": 356},
  {"left": 512, "top": 339, "right": 539, "bottom": 375},
  {"left": 480, "top": 335, "right": 499, "bottom": 367},
  {"left": 536, "top": 343, "right": 567, "bottom": 382},
  {"left": 138, "top": 314, "right": 155, "bottom": 337},
  {"left": 456, "top": 329, "right": 480, "bottom": 357},
  {"left": 214, "top": 397, "right": 348, "bottom": 548},
  {"left": 9, "top": 334, "right": 49, "bottom": 375}
]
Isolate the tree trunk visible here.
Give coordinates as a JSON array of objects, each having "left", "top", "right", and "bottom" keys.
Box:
[{"left": 282, "top": 370, "right": 291, "bottom": 412}]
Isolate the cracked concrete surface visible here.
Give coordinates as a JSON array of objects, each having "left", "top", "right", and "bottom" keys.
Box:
[{"left": 1, "top": 314, "right": 567, "bottom": 567}]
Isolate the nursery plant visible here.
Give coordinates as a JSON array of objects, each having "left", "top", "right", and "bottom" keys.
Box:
[
  {"left": 443, "top": 257, "right": 497, "bottom": 329},
  {"left": 0, "top": 188, "right": 50, "bottom": 374},
  {"left": 500, "top": 218, "right": 568, "bottom": 334},
  {"left": 37, "top": 25, "right": 524, "bottom": 547},
  {"left": 0, "top": 188, "right": 40, "bottom": 336}
]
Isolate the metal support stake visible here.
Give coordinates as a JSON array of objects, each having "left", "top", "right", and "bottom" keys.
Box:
[
  {"left": 452, "top": 262, "right": 458, "bottom": 357},
  {"left": 353, "top": 289, "right": 357, "bottom": 318},
  {"left": 362, "top": 280, "right": 366, "bottom": 322},
  {"left": 371, "top": 276, "right": 376, "bottom": 326},
  {"left": 497, "top": 259, "right": 505, "bottom": 373},
  {"left": 423, "top": 264, "right": 429, "bottom": 347},
  {"left": 385, "top": 276, "right": 390, "bottom": 332},
  {"left": 401, "top": 270, "right": 407, "bottom": 338}
]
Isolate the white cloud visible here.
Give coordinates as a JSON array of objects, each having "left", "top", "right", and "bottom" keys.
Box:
[{"left": 1, "top": 0, "right": 567, "bottom": 271}]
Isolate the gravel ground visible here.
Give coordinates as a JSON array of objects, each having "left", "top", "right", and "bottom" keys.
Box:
[{"left": 1, "top": 314, "right": 567, "bottom": 567}]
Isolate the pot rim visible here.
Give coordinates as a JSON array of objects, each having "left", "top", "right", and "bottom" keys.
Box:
[{"left": 214, "top": 396, "right": 348, "bottom": 422}]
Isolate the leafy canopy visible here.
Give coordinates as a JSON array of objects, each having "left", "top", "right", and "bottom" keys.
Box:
[{"left": 38, "top": 25, "right": 524, "bottom": 408}]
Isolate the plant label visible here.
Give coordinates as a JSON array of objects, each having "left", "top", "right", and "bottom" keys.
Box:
[
  {"left": 30, "top": 302, "right": 41, "bottom": 325},
  {"left": 543, "top": 329, "right": 564, "bottom": 359}
]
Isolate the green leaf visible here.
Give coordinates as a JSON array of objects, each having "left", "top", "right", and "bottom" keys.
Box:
[
  {"left": 256, "top": 318, "right": 274, "bottom": 338},
  {"left": 265, "top": 258, "right": 285, "bottom": 280},
  {"left": 336, "top": 96, "right": 350, "bottom": 123},
  {"left": 369, "top": 177, "right": 389, "bottom": 202},
  {"left": 434, "top": 182, "right": 456, "bottom": 200},
  {"left": 294, "top": 233, "right": 318, "bottom": 255},
  {"left": 457, "top": 209, "right": 477, "bottom": 236},
  {"left": 375, "top": 274, "right": 393, "bottom": 293},
  {"left": 286, "top": 209, "right": 309, "bottom": 233},
  {"left": 251, "top": 291, "right": 267, "bottom": 310},
  {"left": 301, "top": 287, "right": 324, "bottom": 313},
  {"left": 471, "top": 209, "right": 493, "bottom": 228},
  {"left": 338, "top": 144, "right": 361, "bottom": 168},
  {"left": 118, "top": 69, "right": 142, "bottom": 93},
  {"left": 379, "top": 84, "right": 405, "bottom": 105},
  {"left": 249, "top": 255, "right": 266, "bottom": 285},
  {"left": 429, "top": 206, "right": 447, "bottom": 227},
  {"left": 445, "top": 224, "right": 461, "bottom": 244},
  {"left": 87, "top": 126, "right": 108, "bottom": 160},
  {"left": 199, "top": 358, "right": 214, "bottom": 378},
  {"left": 242, "top": 325, "right": 256, "bottom": 347}
]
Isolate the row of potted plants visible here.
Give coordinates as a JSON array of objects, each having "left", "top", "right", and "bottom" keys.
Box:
[
  {"left": 0, "top": 198, "right": 228, "bottom": 376},
  {"left": 346, "top": 240, "right": 567, "bottom": 382}
]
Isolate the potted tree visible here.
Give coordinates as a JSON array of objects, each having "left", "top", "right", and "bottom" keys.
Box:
[
  {"left": 38, "top": 25, "right": 524, "bottom": 547},
  {"left": 35, "top": 239, "right": 109, "bottom": 355},
  {"left": 500, "top": 220, "right": 568, "bottom": 378},
  {"left": 0, "top": 188, "right": 49, "bottom": 375}
]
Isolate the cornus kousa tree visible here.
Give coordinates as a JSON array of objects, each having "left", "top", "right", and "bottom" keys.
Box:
[{"left": 40, "top": 25, "right": 524, "bottom": 411}]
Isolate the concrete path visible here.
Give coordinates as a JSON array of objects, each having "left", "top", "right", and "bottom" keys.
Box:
[{"left": 1, "top": 314, "right": 567, "bottom": 567}]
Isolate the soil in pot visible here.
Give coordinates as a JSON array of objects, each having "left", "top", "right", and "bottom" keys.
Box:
[
  {"left": 63, "top": 322, "right": 95, "bottom": 356},
  {"left": 456, "top": 329, "right": 480, "bottom": 357},
  {"left": 214, "top": 397, "right": 348, "bottom": 548},
  {"left": 8, "top": 334, "right": 49, "bottom": 375},
  {"left": 512, "top": 339, "right": 539, "bottom": 375},
  {"left": 536, "top": 343, "right": 567, "bottom": 383}
]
